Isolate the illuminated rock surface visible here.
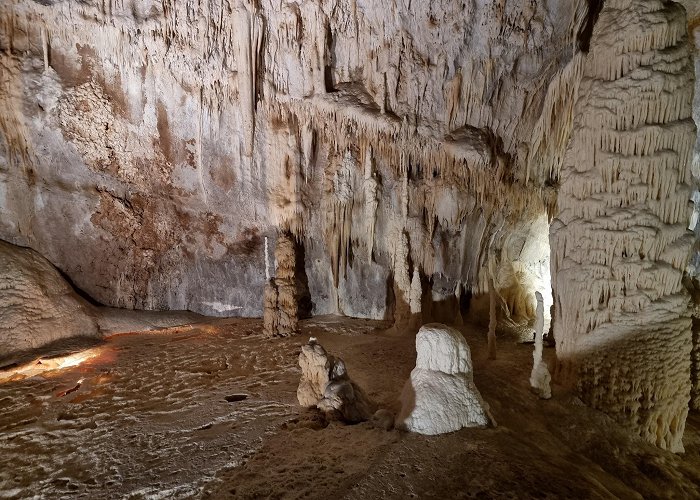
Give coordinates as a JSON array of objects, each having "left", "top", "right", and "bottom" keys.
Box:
[
  {"left": 0, "top": 0, "right": 582, "bottom": 320},
  {"left": 397, "top": 324, "right": 489, "bottom": 435},
  {"left": 0, "top": 0, "right": 699, "bottom": 479},
  {"left": 0, "top": 240, "right": 99, "bottom": 364}
]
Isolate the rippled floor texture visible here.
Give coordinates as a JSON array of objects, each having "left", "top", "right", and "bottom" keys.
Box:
[{"left": 2, "top": 316, "right": 700, "bottom": 499}]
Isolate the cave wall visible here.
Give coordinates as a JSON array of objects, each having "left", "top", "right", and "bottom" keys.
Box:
[
  {"left": 0, "top": 0, "right": 587, "bottom": 318},
  {"left": 685, "top": 8, "right": 700, "bottom": 412},
  {"left": 551, "top": 0, "right": 696, "bottom": 452}
]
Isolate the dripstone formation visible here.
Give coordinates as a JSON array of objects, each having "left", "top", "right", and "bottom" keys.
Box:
[{"left": 397, "top": 324, "right": 489, "bottom": 435}]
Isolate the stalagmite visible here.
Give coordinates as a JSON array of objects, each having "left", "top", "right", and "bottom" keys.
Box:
[
  {"left": 297, "top": 339, "right": 374, "bottom": 423},
  {"left": 1, "top": 0, "right": 700, "bottom": 495},
  {"left": 397, "top": 324, "right": 490, "bottom": 435},
  {"left": 263, "top": 233, "right": 310, "bottom": 337},
  {"left": 550, "top": 0, "right": 696, "bottom": 452},
  {"left": 530, "top": 291, "right": 552, "bottom": 399},
  {"left": 262, "top": 280, "right": 279, "bottom": 337}
]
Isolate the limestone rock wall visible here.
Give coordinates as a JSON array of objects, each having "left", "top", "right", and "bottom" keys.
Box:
[
  {"left": 0, "top": 0, "right": 589, "bottom": 319},
  {"left": 685, "top": 9, "right": 700, "bottom": 412},
  {"left": 550, "top": 0, "right": 696, "bottom": 452}
]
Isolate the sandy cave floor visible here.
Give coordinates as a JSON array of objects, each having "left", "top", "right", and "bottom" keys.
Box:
[{"left": 1, "top": 316, "right": 700, "bottom": 499}]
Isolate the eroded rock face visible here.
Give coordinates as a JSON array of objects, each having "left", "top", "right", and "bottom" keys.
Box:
[
  {"left": 550, "top": 0, "right": 696, "bottom": 452},
  {"left": 0, "top": 240, "right": 99, "bottom": 363},
  {"left": 1, "top": 0, "right": 591, "bottom": 320},
  {"left": 297, "top": 339, "right": 374, "bottom": 423},
  {"left": 397, "top": 324, "right": 489, "bottom": 435}
]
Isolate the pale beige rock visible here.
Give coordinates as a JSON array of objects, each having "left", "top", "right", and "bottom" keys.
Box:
[
  {"left": 0, "top": 240, "right": 99, "bottom": 363},
  {"left": 297, "top": 339, "right": 374, "bottom": 423},
  {"left": 550, "top": 0, "right": 695, "bottom": 452},
  {"left": 297, "top": 340, "right": 333, "bottom": 407},
  {"left": 0, "top": 0, "right": 589, "bottom": 321}
]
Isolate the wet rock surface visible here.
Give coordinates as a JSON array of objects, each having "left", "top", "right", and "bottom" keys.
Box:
[{"left": 2, "top": 316, "right": 700, "bottom": 499}]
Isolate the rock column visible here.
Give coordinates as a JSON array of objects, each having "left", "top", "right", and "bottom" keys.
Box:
[{"left": 550, "top": 0, "right": 696, "bottom": 451}]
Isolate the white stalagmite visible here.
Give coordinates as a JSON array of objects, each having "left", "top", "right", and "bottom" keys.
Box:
[
  {"left": 397, "top": 324, "right": 490, "bottom": 435},
  {"left": 530, "top": 291, "right": 551, "bottom": 399},
  {"left": 550, "top": 0, "right": 696, "bottom": 452}
]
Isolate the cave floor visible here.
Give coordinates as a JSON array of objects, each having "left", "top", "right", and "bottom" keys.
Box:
[{"left": 1, "top": 315, "right": 700, "bottom": 499}]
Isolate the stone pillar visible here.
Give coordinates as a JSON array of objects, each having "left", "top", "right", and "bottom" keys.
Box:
[
  {"left": 263, "top": 232, "right": 311, "bottom": 337},
  {"left": 550, "top": 0, "right": 696, "bottom": 452}
]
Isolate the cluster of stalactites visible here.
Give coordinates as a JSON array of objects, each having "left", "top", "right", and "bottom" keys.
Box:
[{"left": 262, "top": 97, "right": 551, "bottom": 298}]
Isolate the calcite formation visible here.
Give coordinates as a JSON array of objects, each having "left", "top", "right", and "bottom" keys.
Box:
[
  {"left": 0, "top": 0, "right": 698, "bottom": 453},
  {"left": 530, "top": 291, "right": 551, "bottom": 399},
  {"left": 397, "top": 324, "right": 489, "bottom": 435},
  {"left": 263, "top": 232, "right": 310, "bottom": 337},
  {"left": 0, "top": 0, "right": 589, "bottom": 322},
  {"left": 551, "top": 0, "right": 696, "bottom": 452},
  {"left": 685, "top": 16, "right": 700, "bottom": 412},
  {"left": 297, "top": 339, "right": 374, "bottom": 423},
  {"left": 0, "top": 240, "right": 99, "bottom": 363}
]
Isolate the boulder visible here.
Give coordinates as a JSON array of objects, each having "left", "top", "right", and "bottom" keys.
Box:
[
  {"left": 297, "top": 339, "right": 374, "bottom": 423},
  {"left": 0, "top": 240, "right": 99, "bottom": 364},
  {"left": 397, "top": 323, "right": 489, "bottom": 435}
]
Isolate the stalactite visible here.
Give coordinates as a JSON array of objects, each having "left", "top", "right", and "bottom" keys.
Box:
[
  {"left": 410, "top": 267, "right": 422, "bottom": 315},
  {"left": 233, "top": 2, "right": 262, "bottom": 157},
  {"left": 363, "top": 150, "right": 379, "bottom": 262},
  {"left": 394, "top": 231, "right": 411, "bottom": 302},
  {"left": 0, "top": 0, "right": 605, "bottom": 329}
]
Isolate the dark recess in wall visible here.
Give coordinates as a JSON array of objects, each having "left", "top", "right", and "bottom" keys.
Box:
[{"left": 577, "top": 0, "right": 604, "bottom": 52}]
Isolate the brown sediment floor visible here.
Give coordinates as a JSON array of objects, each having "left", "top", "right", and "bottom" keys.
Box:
[{"left": 1, "top": 315, "right": 699, "bottom": 499}]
